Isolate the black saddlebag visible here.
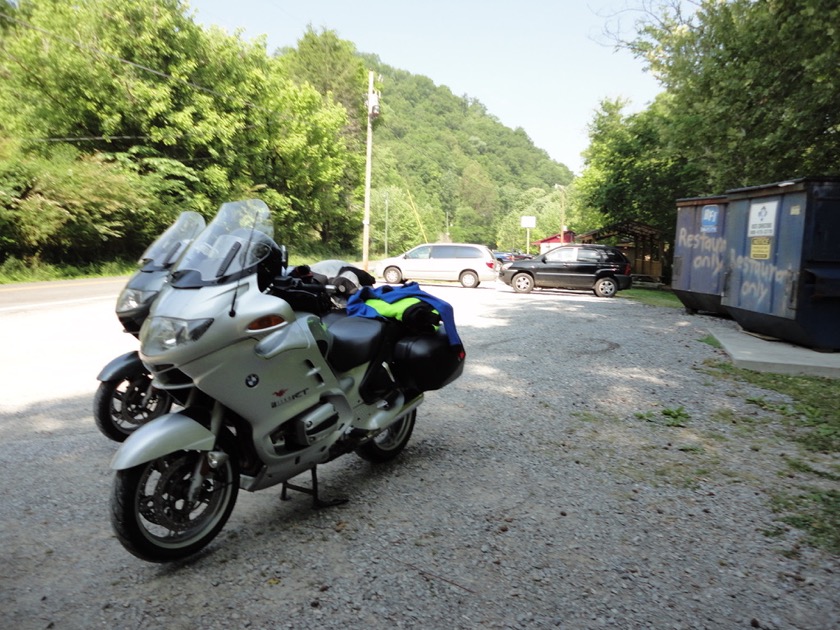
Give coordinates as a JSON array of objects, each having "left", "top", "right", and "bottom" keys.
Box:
[{"left": 392, "top": 328, "right": 464, "bottom": 392}]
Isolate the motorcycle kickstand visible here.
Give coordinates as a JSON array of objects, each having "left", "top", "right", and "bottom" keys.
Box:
[{"left": 280, "top": 466, "right": 348, "bottom": 509}]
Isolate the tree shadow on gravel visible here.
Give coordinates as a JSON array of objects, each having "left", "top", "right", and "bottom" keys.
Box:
[{"left": 0, "top": 391, "right": 105, "bottom": 443}]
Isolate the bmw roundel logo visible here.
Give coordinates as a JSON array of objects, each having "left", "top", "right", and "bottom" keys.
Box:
[{"left": 245, "top": 374, "right": 259, "bottom": 388}]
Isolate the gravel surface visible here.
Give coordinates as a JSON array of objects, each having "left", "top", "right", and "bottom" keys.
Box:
[{"left": 1, "top": 281, "right": 838, "bottom": 629}]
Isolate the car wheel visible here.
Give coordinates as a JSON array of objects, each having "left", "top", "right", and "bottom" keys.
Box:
[
  {"left": 383, "top": 266, "right": 403, "bottom": 284},
  {"left": 459, "top": 270, "right": 479, "bottom": 288},
  {"left": 511, "top": 273, "right": 534, "bottom": 293},
  {"left": 593, "top": 277, "right": 618, "bottom": 297}
]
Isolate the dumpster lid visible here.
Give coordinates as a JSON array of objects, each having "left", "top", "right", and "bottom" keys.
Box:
[
  {"left": 675, "top": 194, "right": 727, "bottom": 206},
  {"left": 726, "top": 176, "right": 840, "bottom": 196}
]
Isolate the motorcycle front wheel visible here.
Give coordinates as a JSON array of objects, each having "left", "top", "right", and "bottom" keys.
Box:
[
  {"left": 355, "top": 409, "right": 417, "bottom": 463},
  {"left": 94, "top": 373, "right": 173, "bottom": 442},
  {"left": 110, "top": 434, "right": 239, "bottom": 562}
]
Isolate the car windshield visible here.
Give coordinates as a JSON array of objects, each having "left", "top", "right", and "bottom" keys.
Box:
[
  {"left": 169, "top": 199, "right": 276, "bottom": 288},
  {"left": 138, "top": 211, "right": 206, "bottom": 271}
]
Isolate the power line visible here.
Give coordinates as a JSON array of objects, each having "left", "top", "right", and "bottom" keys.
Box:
[{"left": 21, "top": 135, "right": 153, "bottom": 143}]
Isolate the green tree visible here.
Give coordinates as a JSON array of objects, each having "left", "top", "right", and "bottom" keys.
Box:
[
  {"left": 448, "top": 160, "right": 498, "bottom": 245},
  {"left": 0, "top": 0, "right": 360, "bottom": 259},
  {"left": 496, "top": 186, "right": 572, "bottom": 252},
  {"left": 0, "top": 143, "right": 152, "bottom": 264},
  {"left": 576, "top": 97, "right": 699, "bottom": 236},
  {"left": 627, "top": 0, "right": 840, "bottom": 189},
  {"left": 278, "top": 27, "right": 369, "bottom": 141},
  {"left": 368, "top": 185, "right": 445, "bottom": 255},
  {"left": 0, "top": 2, "right": 577, "bottom": 267}
]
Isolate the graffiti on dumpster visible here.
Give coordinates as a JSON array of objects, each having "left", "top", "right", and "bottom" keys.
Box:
[
  {"left": 677, "top": 228, "right": 726, "bottom": 275},
  {"left": 678, "top": 226, "right": 790, "bottom": 306},
  {"left": 728, "top": 250, "right": 790, "bottom": 305}
]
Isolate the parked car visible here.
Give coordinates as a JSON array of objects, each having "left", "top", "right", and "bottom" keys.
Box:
[
  {"left": 499, "top": 243, "right": 632, "bottom": 297},
  {"left": 494, "top": 251, "right": 532, "bottom": 266},
  {"left": 375, "top": 243, "right": 497, "bottom": 288}
]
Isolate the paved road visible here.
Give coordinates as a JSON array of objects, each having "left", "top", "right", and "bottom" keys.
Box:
[
  {"left": 0, "top": 277, "right": 136, "bottom": 415},
  {"left": 0, "top": 277, "right": 127, "bottom": 314}
]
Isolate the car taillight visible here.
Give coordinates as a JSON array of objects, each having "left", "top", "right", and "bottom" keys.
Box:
[
  {"left": 624, "top": 263, "right": 632, "bottom": 275},
  {"left": 486, "top": 262, "right": 495, "bottom": 270}
]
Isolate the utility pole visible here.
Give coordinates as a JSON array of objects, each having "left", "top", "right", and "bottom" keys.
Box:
[{"left": 362, "top": 70, "right": 379, "bottom": 271}]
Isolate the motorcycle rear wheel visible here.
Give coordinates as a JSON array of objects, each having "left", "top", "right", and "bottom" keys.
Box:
[
  {"left": 355, "top": 409, "right": 417, "bottom": 463},
  {"left": 94, "top": 373, "right": 173, "bottom": 442},
  {"left": 110, "top": 432, "right": 239, "bottom": 562}
]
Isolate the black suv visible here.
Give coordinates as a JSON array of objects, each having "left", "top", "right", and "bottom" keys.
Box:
[{"left": 499, "top": 244, "right": 632, "bottom": 297}]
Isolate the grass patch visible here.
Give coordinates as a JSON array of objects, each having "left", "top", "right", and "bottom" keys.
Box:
[
  {"left": 572, "top": 411, "right": 607, "bottom": 423},
  {"left": 0, "top": 257, "right": 136, "bottom": 284},
  {"left": 703, "top": 358, "right": 840, "bottom": 554},
  {"left": 652, "top": 462, "right": 707, "bottom": 489},
  {"left": 0, "top": 251, "right": 361, "bottom": 285},
  {"left": 662, "top": 406, "right": 691, "bottom": 426},
  {"left": 634, "top": 405, "right": 691, "bottom": 427},
  {"left": 771, "top": 490, "right": 840, "bottom": 553},
  {"left": 620, "top": 288, "right": 683, "bottom": 309},
  {"left": 784, "top": 458, "right": 840, "bottom": 482},
  {"left": 698, "top": 334, "right": 722, "bottom": 349},
  {"left": 702, "top": 359, "right": 839, "bottom": 453}
]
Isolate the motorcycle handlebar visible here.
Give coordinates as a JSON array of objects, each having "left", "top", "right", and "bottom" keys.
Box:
[{"left": 271, "top": 276, "right": 351, "bottom": 297}]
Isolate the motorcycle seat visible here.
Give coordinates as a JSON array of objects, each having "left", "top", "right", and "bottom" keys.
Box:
[{"left": 326, "top": 316, "right": 386, "bottom": 372}]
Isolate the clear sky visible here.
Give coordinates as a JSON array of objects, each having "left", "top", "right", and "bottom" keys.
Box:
[{"left": 188, "top": 0, "right": 663, "bottom": 175}]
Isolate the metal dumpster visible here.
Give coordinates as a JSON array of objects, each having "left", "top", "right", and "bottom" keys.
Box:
[
  {"left": 721, "top": 177, "right": 840, "bottom": 350},
  {"left": 671, "top": 195, "right": 729, "bottom": 315}
]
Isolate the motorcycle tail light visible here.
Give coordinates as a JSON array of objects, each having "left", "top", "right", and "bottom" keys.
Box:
[{"left": 247, "top": 314, "right": 286, "bottom": 331}]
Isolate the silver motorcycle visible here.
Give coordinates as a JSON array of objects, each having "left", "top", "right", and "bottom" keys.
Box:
[
  {"left": 109, "top": 199, "right": 465, "bottom": 562},
  {"left": 94, "top": 211, "right": 205, "bottom": 441}
]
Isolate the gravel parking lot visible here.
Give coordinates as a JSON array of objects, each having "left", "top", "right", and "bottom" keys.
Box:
[{"left": 1, "top": 280, "right": 837, "bottom": 629}]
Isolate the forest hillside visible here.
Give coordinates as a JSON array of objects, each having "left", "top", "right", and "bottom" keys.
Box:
[{"left": 0, "top": 1, "right": 578, "bottom": 269}]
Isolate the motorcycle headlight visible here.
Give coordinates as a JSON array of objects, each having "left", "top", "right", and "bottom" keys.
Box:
[
  {"left": 115, "top": 288, "right": 157, "bottom": 314},
  {"left": 140, "top": 316, "right": 214, "bottom": 356}
]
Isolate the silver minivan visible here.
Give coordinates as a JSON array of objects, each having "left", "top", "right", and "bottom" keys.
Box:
[{"left": 374, "top": 243, "right": 497, "bottom": 288}]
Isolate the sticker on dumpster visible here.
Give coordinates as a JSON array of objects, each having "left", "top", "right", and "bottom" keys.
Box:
[
  {"left": 748, "top": 200, "right": 778, "bottom": 237},
  {"left": 700, "top": 205, "right": 720, "bottom": 233},
  {"left": 750, "top": 236, "right": 771, "bottom": 260}
]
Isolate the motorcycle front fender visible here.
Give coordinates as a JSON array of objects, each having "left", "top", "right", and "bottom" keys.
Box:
[
  {"left": 110, "top": 412, "right": 216, "bottom": 470},
  {"left": 97, "top": 350, "right": 143, "bottom": 382}
]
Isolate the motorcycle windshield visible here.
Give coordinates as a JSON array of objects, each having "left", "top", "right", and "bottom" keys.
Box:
[
  {"left": 169, "top": 199, "right": 277, "bottom": 288},
  {"left": 139, "top": 211, "right": 207, "bottom": 271}
]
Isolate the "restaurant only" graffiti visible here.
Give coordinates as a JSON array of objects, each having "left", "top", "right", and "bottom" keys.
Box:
[{"left": 677, "top": 227, "right": 792, "bottom": 306}]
